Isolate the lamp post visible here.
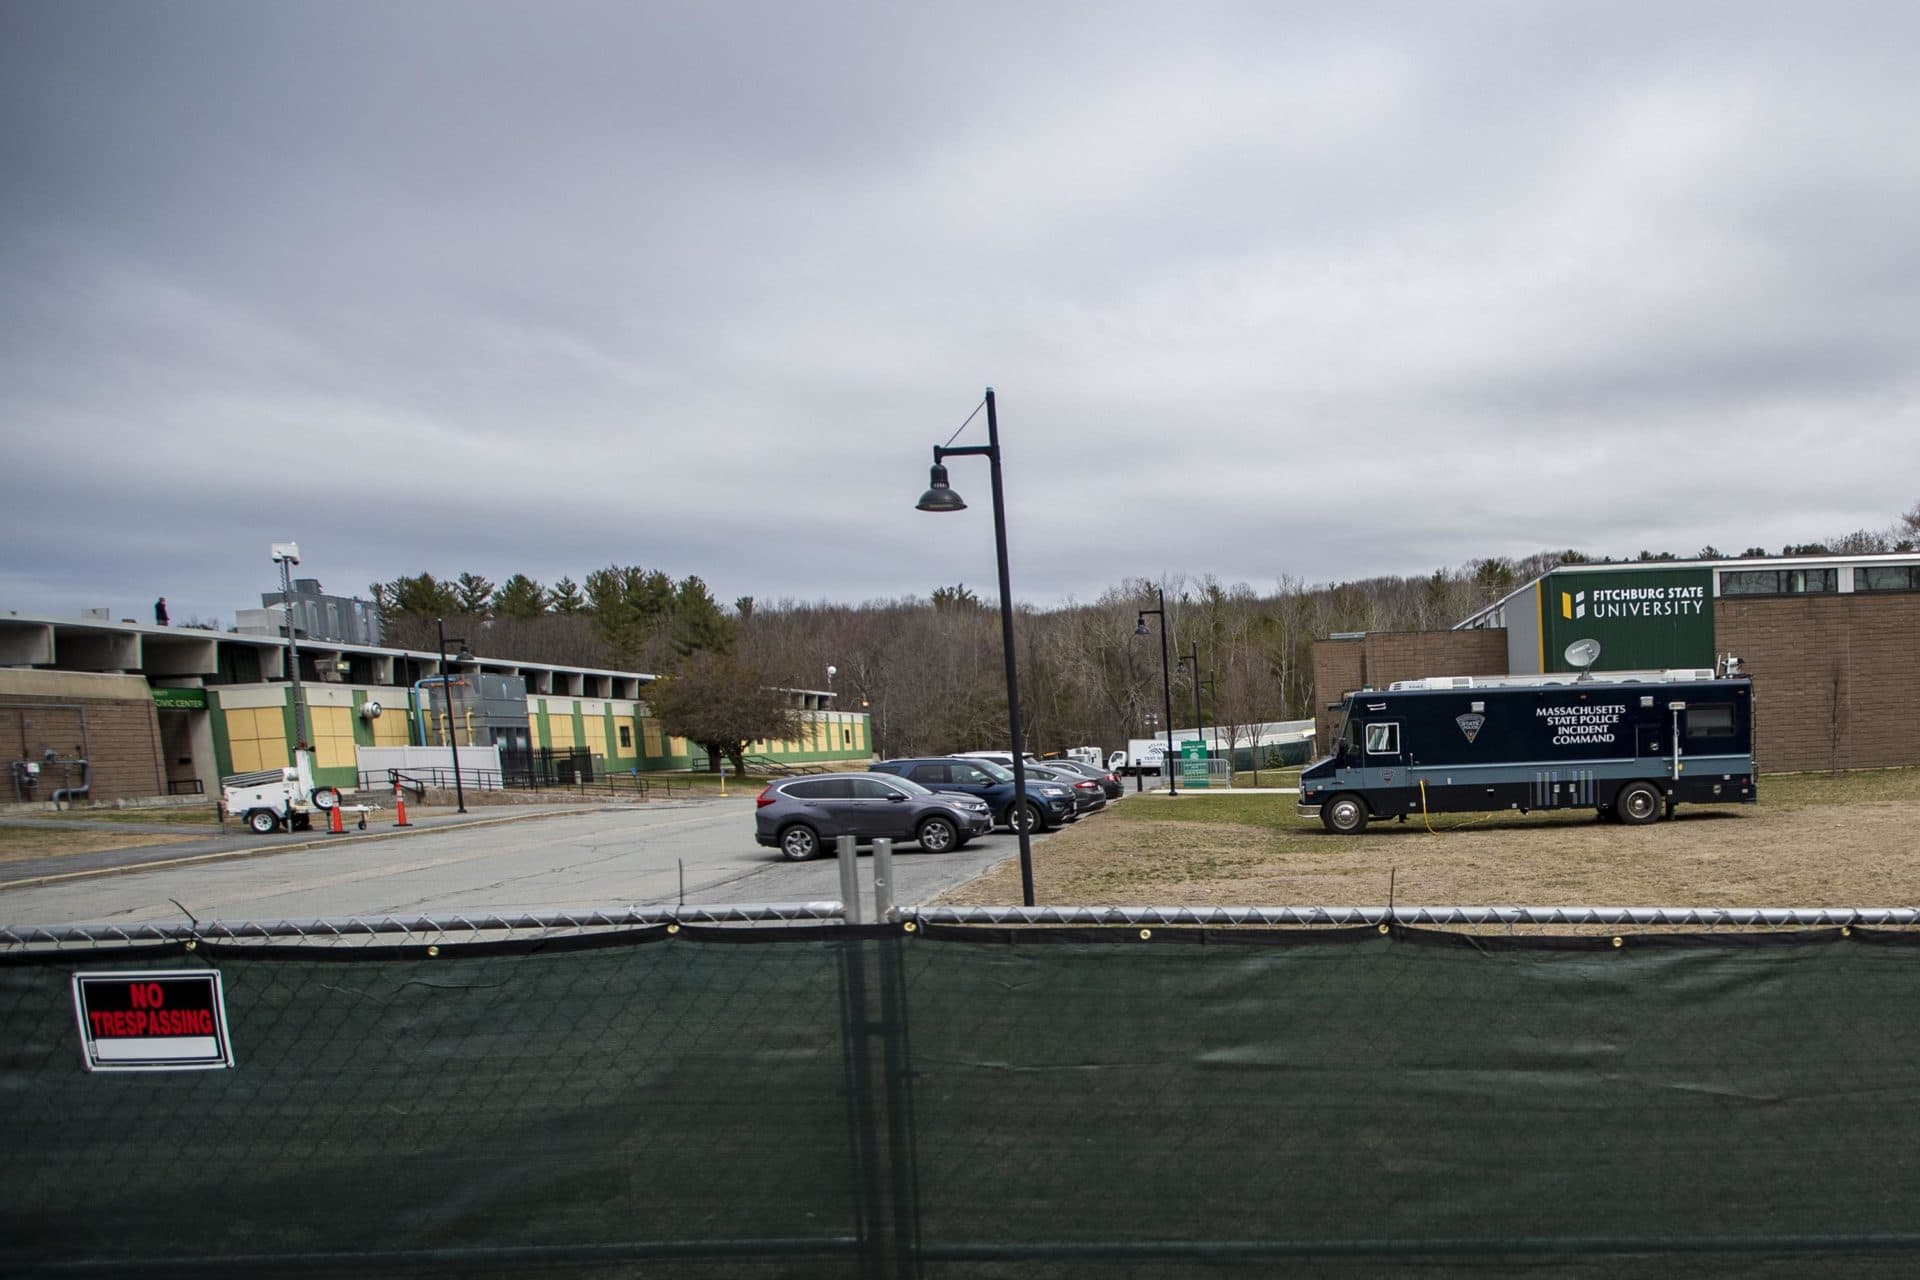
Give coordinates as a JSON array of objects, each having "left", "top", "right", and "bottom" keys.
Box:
[
  {"left": 436, "top": 618, "right": 470, "bottom": 814},
  {"left": 1176, "top": 645, "right": 1213, "bottom": 760},
  {"left": 916, "top": 386, "right": 1035, "bottom": 907},
  {"left": 1134, "top": 588, "right": 1177, "bottom": 796},
  {"left": 270, "top": 543, "right": 308, "bottom": 752}
]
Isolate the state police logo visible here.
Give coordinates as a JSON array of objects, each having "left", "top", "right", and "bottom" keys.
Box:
[{"left": 1455, "top": 713, "right": 1485, "bottom": 744}]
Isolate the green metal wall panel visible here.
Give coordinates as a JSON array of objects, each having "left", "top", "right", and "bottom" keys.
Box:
[{"left": 1540, "top": 568, "right": 1715, "bottom": 672}]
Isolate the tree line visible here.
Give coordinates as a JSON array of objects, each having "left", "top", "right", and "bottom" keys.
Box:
[{"left": 368, "top": 501, "right": 1919, "bottom": 766}]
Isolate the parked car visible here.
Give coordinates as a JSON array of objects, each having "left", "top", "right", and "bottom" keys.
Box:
[
  {"left": 950, "top": 750, "right": 1040, "bottom": 768},
  {"left": 871, "top": 758, "right": 1076, "bottom": 832},
  {"left": 754, "top": 773, "right": 993, "bottom": 861},
  {"left": 1039, "top": 757, "right": 1125, "bottom": 799},
  {"left": 1026, "top": 762, "right": 1107, "bottom": 816}
]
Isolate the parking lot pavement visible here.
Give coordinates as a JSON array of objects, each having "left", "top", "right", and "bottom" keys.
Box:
[
  {"left": 0, "top": 798, "right": 1055, "bottom": 927},
  {"left": 0, "top": 803, "right": 620, "bottom": 890}
]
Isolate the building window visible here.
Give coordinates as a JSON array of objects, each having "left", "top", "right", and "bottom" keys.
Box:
[
  {"left": 618, "top": 723, "right": 633, "bottom": 750},
  {"left": 1855, "top": 565, "right": 1920, "bottom": 593},
  {"left": 1720, "top": 568, "right": 1838, "bottom": 596}
]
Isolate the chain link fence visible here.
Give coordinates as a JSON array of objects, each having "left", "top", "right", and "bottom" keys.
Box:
[{"left": 7, "top": 912, "right": 1920, "bottom": 1275}]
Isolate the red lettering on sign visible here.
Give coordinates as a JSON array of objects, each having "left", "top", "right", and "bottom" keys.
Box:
[{"left": 129, "top": 983, "right": 165, "bottom": 1009}]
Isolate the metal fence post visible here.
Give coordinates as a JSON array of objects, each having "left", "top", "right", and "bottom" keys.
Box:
[
  {"left": 837, "top": 835, "right": 863, "bottom": 925},
  {"left": 872, "top": 838, "right": 896, "bottom": 922}
]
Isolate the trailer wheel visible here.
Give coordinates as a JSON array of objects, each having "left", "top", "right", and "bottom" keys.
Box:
[
  {"left": 1321, "top": 794, "right": 1369, "bottom": 835},
  {"left": 310, "top": 786, "right": 340, "bottom": 810},
  {"left": 246, "top": 808, "right": 279, "bottom": 835},
  {"left": 1616, "top": 782, "right": 1663, "bottom": 825}
]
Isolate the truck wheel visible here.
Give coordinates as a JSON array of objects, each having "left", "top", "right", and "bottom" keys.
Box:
[
  {"left": 1321, "top": 794, "right": 1369, "bottom": 835},
  {"left": 310, "top": 787, "right": 340, "bottom": 810},
  {"left": 247, "top": 809, "right": 278, "bottom": 835},
  {"left": 1616, "top": 782, "right": 1663, "bottom": 825}
]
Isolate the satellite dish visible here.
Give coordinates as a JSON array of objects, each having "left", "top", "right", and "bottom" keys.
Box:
[{"left": 1564, "top": 638, "right": 1601, "bottom": 682}]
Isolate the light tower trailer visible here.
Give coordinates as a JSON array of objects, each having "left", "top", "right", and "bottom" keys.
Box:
[
  {"left": 220, "top": 750, "right": 347, "bottom": 835},
  {"left": 1298, "top": 670, "right": 1756, "bottom": 834}
]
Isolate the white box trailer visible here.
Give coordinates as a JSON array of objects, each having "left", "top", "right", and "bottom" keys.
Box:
[{"left": 1109, "top": 739, "right": 1172, "bottom": 778}]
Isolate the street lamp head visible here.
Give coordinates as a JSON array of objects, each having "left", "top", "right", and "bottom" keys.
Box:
[
  {"left": 1176, "top": 658, "right": 1190, "bottom": 675},
  {"left": 915, "top": 462, "right": 967, "bottom": 513},
  {"left": 1134, "top": 616, "right": 1149, "bottom": 636}
]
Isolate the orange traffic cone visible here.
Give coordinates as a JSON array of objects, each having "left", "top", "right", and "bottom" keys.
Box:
[
  {"left": 328, "top": 801, "right": 345, "bottom": 835},
  {"left": 394, "top": 781, "right": 411, "bottom": 827}
]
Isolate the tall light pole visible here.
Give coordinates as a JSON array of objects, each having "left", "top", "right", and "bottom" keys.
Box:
[
  {"left": 1135, "top": 588, "right": 1177, "bottom": 796},
  {"left": 270, "top": 543, "right": 308, "bottom": 753},
  {"left": 1177, "top": 645, "right": 1207, "bottom": 759},
  {"left": 916, "top": 386, "right": 1035, "bottom": 907},
  {"left": 436, "top": 618, "right": 469, "bottom": 814}
]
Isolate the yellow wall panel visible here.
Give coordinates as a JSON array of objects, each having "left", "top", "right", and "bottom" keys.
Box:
[
  {"left": 372, "top": 709, "right": 411, "bottom": 746},
  {"left": 310, "top": 706, "right": 356, "bottom": 769}
]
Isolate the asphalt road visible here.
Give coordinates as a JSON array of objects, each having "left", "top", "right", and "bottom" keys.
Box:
[{"left": 0, "top": 798, "right": 1041, "bottom": 928}]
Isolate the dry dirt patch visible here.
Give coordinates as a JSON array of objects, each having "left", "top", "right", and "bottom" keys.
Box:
[
  {"left": 938, "top": 782, "right": 1920, "bottom": 907},
  {"left": 0, "top": 827, "right": 194, "bottom": 866}
]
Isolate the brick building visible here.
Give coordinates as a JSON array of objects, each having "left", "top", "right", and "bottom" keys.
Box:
[{"left": 1313, "top": 554, "right": 1920, "bottom": 773}]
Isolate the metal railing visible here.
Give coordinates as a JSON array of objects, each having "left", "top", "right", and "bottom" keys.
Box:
[
  {"left": 9, "top": 899, "right": 1917, "bottom": 954},
  {"left": 0, "top": 904, "right": 847, "bottom": 951}
]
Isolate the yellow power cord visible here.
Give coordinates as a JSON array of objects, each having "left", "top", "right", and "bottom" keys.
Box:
[{"left": 1416, "top": 777, "right": 1503, "bottom": 832}]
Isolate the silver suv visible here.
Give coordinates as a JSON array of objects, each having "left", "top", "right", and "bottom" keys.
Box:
[{"left": 754, "top": 772, "right": 994, "bottom": 861}]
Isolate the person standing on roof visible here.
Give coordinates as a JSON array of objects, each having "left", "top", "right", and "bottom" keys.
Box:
[{"left": 154, "top": 597, "right": 169, "bottom": 626}]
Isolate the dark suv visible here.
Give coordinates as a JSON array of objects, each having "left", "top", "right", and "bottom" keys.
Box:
[
  {"left": 754, "top": 772, "right": 993, "bottom": 861},
  {"left": 870, "top": 758, "right": 1077, "bottom": 832}
]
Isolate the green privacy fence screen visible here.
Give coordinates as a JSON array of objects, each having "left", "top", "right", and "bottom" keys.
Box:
[{"left": 5, "top": 923, "right": 1920, "bottom": 1277}]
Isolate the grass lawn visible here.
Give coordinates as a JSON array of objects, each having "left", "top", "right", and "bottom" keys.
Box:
[{"left": 937, "top": 768, "right": 1920, "bottom": 910}]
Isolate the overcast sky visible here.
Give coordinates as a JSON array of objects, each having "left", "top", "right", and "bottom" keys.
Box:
[{"left": 5, "top": 1, "right": 1918, "bottom": 626}]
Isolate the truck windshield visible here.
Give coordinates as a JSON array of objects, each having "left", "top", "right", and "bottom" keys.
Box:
[{"left": 1332, "top": 701, "right": 1357, "bottom": 762}]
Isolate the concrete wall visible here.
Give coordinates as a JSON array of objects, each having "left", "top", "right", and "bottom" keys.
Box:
[
  {"left": 1716, "top": 594, "right": 1920, "bottom": 773},
  {"left": 0, "top": 670, "right": 168, "bottom": 803}
]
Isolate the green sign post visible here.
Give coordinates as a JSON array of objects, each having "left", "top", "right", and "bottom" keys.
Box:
[{"left": 1180, "top": 739, "right": 1209, "bottom": 789}]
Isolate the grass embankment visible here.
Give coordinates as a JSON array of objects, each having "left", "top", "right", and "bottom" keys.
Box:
[
  {"left": 939, "top": 769, "right": 1920, "bottom": 908},
  {"left": 12, "top": 805, "right": 223, "bottom": 826}
]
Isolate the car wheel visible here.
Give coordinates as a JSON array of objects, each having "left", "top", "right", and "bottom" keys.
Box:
[
  {"left": 310, "top": 787, "right": 340, "bottom": 810},
  {"left": 247, "top": 809, "right": 278, "bottom": 835},
  {"left": 1616, "top": 782, "right": 1663, "bottom": 826},
  {"left": 917, "top": 815, "right": 958, "bottom": 853},
  {"left": 779, "top": 824, "right": 821, "bottom": 861},
  {"left": 1321, "top": 794, "right": 1369, "bottom": 835}
]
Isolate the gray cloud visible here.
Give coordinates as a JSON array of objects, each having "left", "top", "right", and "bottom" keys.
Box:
[{"left": 5, "top": 1, "right": 1919, "bottom": 627}]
